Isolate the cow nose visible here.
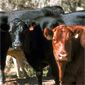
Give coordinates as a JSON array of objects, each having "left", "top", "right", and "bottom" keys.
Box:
[
  {"left": 59, "top": 51, "right": 67, "bottom": 59},
  {"left": 12, "top": 41, "right": 21, "bottom": 49}
]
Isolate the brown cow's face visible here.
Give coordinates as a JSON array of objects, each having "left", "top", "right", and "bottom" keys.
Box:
[{"left": 52, "top": 25, "right": 73, "bottom": 62}]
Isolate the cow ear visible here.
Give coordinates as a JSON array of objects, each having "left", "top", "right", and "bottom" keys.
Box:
[{"left": 43, "top": 28, "right": 53, "bottom": 40}]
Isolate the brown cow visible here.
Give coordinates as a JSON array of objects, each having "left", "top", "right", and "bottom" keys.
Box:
[{"left": 44, "top": 25, "right": 85, "bottom": 85}]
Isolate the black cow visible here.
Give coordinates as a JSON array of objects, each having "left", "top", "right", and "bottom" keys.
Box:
[
  {"left": 8, "top": 6, "right": 64, "bottom": 84},
  {"left": 6, "top": 6, "right": 64, "bottom": 80},
  {"left": 0, "top": 16, "right": 11, "bottom": 84},
  {"left": 9, "top": 16, "right": 60, "bottom": 85}
]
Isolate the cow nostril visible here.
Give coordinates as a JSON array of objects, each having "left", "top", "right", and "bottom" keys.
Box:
[
  {"left": 12, "top": 41, "right": 21, "bottom": 48},
  {"left": 58, "top": 52, "right": 68, "bottom": 60},
  {"left": 59, "top": 52, "right": 67, "bottom": 57}
]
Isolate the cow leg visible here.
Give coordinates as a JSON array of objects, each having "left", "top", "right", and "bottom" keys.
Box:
[
  {"left": 36, "top": 70, "right": 43, "bottom": 85},
  {"left": 0, "top": 53, "right": 7, "bottom": 84},
  {"left": 17, "top": 62, "right": 28, "bottom": 78},
  {"left": 12, "top": 57, "right": 21, "bottom": 78},
  {"left": 51, "top": 65, "right": 59, "bottom": 85},
  {"left": 49, "top": 56, "right": 59, "bottom": 85},
  {"left": 8, "top": 49, "right": 28, "bottom": 78},
  {"left": 16, "top": 57, "right": 28, "bottom": 78},
  {"left": 15, "top": 50, "right": 28, "bottom": 78},
  {"left": 12, "top": 56, "right": 28, "bottom": 78}
]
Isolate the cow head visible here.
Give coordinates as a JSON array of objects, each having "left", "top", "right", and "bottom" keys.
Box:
[
  {"left": 44, "top": 25, "right": 85, "bottom": 62},
  {"left": 52, "top": 25, "right": 74, "bottom": 62},
  {"left": 9, "top": 18, "right": 27, "bottom": 49}
]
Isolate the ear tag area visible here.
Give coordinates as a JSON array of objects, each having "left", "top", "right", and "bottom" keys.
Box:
[
  {"left": 29, "top": 26, "right": 34, "bottom": 31},
  {"left": 74, "top": 33, "right": 79, "bottom": 39}
]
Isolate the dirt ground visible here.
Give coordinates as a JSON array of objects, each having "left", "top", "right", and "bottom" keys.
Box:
[
  {"left": 4, "top": 76, "right": 55, "bottom": 85},
  {"left": 3, "top": 55, "right": 55, "bottom": 85},
  {"left": 3, "top": 65, "right": 55, "bottom": 85}
]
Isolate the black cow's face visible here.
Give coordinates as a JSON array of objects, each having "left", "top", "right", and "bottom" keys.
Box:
[{"left": 9, "top": 19, "right": 26, "bottom": 49}]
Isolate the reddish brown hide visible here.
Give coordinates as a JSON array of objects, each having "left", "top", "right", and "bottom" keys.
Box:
[{"left": 51, "top": 25, "right": 85, "bottom": 85}]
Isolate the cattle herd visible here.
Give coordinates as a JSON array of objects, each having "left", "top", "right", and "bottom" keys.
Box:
[{"left": 0, "top": 5, "right": 85, "bottom": 85}]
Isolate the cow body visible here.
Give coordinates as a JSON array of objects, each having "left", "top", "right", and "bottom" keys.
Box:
[
  {"left": 52, "top": 25, "right": 85, "bottom": 85},
  {"left": 9, "top": 16, "right": 61, "bottom": 85},
  {"left": 20, "top": 23, "right": 60, "bottom": 85}
]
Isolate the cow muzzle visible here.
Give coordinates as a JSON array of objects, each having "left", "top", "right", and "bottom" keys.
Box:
[
  {"left": 57, "top": 51, "right": 69, "bottom": 61},
  {"left": 58, "top": 53, "right": 68, "bottom": 61},
  {"left": 12, "top": 41, "right": 21, "bottom": 49}
]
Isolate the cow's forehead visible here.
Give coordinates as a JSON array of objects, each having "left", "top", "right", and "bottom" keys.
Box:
[
  {"left": 54, "top": 27, "right": 71, "bottom": 35},
  {"left": 52, "top": 27, "right": 73, "bottom": 42}
]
